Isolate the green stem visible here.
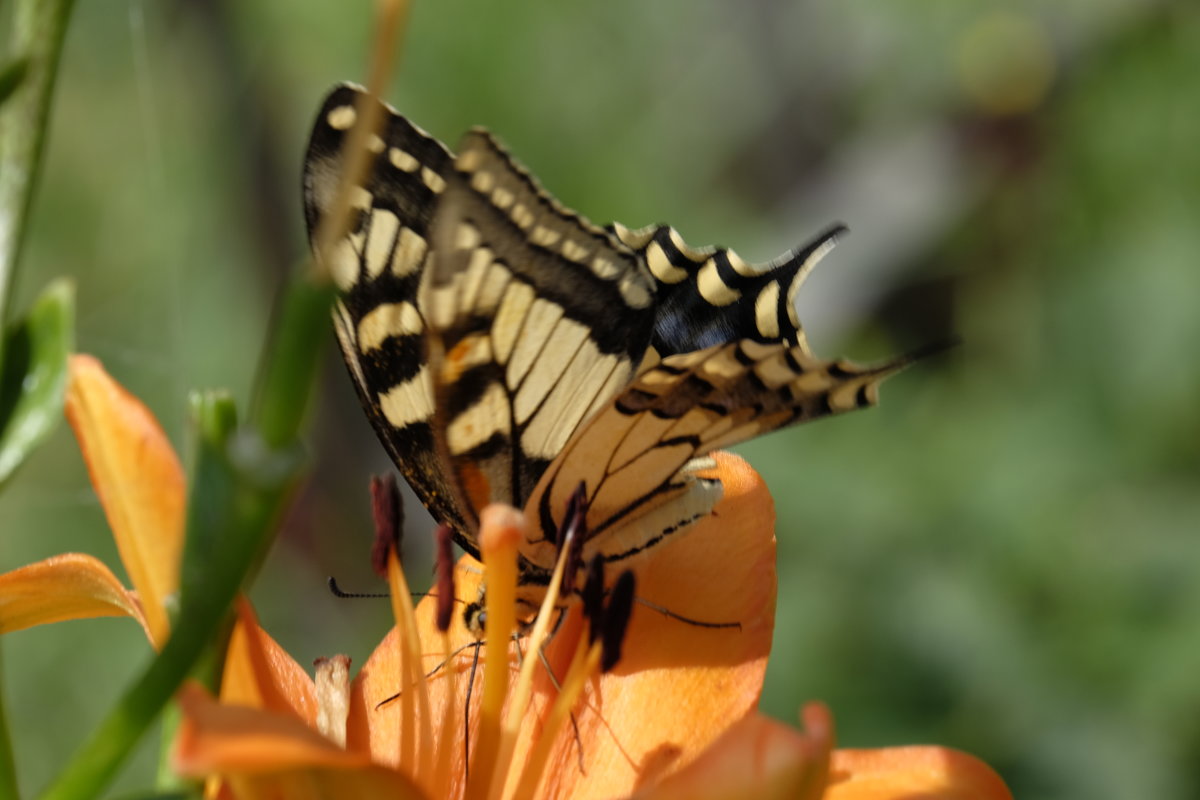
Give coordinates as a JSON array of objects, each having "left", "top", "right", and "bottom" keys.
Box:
[
  {"left": 0, "top": 0, "right": 76, "bottom": 338},
  {"left": 37, "top": 399, "right": 302, "bottom": 800},
  {"left": 0, "top": 647, "right": 19, "bottom": 800},
  {"left": 250, "top": 274, "right": 335, "bottom": 449}
]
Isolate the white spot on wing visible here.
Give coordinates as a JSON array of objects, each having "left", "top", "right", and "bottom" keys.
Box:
[
  {"left": 391, "top": 228, "right": 428, "bottom": 277},
  {"left": 389, "top": 147, "right": 419, "bottom": 172},
  {"left": 530, "top": 225, "right": 561, "bottom": 248},
  {"left": 492, "top": 282, "right": 535, "bottom": 365},
  {"left": 697, "top": 259, "right": 741, "bottom": 306},
  {"left": 364, "top": 209, "right": 400, "bottom": 279},
  {"left": 379, "top": 367, "right": 434, "bottom": 429},
  {"left": 471, "top": 170, "right": 496, "bottom": 194},
  {"left": 754, "top": 282, "right": 781, "bottom": 339},
  {"left": 357, "top": 302, "right": 423, "bottom": 354},
  {"left": 327, "top": 105, "right": 356, "bottom": 130},
  {"left": 446, "top": 382, "right": 510, "bottom": 455},
  {"left": 561, "top": 239, "right": 589, "bottom": 263},
  {"left": 511, "top": 203, "right": 535, "bottom": 230},
  {"left": 646, "top": 241, "right": 687, "bottom": 284},
  {"left": 492, "top": 187, "right": 515, "bottom": 209},
  {"left": 329, "top": 240, "right": 360, "bottom": 292},
  {"left": 422, "top": 166, "right": 446, "bottom": 194}
]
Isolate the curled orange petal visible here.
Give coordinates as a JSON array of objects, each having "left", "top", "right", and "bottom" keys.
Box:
[
  {"left": 631, "top": 711, "right": 830, "bottom": 800},
  {"left": 174, "top": 683, "right": 370, "bottom": 773},
  {"left": 173, "top": 684, "right": 426, "bottom": 799},
  {"left": 221, "top": 599, "right": 318, "bottom": 725},
  {"left": 827, "top": 745, "right": 1012, "bottom": 800},
  {"left": 628, "top": 710, "right": 835, "bottom": 800},
  {"left": 0, "top": 552, "right": 149, "bottom": 638},
  {"left": 65, "top": 354, "right": 185, "bottom": 647}
]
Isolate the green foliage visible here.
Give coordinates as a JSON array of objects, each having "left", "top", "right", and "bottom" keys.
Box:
[{"left": 0, "top": 279, "right": 72, "bottom": 488}]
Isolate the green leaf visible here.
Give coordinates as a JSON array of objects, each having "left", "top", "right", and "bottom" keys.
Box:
[
  {"left": 38, "top": 401, "right": 304, "bottom": 800},
  {"left": 0, "top": 278, "right": 73, "bottom": 488},
  {"left": 0, "top": 58, "right": 30, "bottom": 107}
]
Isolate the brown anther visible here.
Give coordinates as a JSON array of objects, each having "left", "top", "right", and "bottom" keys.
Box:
[
  {"left": 601, "top": 570, "right": 636, "bottom": 672},
  {"left": 435, "top": 523, "right": 456, "bottom": 632},
  {"left": 558, "top": 482, "right": 588, "bottom": 595},
  {"left": 582, "top": 555, "right": 605, "bottom": 644},
  {"left": 369, "top": 474, "right": 404, "bottom": 578}
]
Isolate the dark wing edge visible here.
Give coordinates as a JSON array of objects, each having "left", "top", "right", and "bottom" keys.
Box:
[
  {"left": 303, "top": 83, "right": 478, "bottom": 548},
  {"left": 610, "top": 222, "right": 847, "bottom": 359}
]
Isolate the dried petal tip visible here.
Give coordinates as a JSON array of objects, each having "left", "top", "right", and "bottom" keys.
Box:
[
  {"left": 434, "top": 523, "right": 455, "bottom": 632},
  {"left": 601, "top": 570, "right": 636, "bottom": 672},
  {"left": 314, "top": 655, "right": 352, "bottom": 748},
  {"left": 370, "top": 474, "right": 404, "bottom": 578}
]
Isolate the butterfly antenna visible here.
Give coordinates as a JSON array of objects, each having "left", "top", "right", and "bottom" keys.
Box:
[
  {"left": 328, "top": 575, "right": 462, "bottom": 604},
  {"left": 633, "top": 596, "right": 742, "bottom": 630},
  {"left": 327, "top": 576, "right": 390, "bottom": 599}
]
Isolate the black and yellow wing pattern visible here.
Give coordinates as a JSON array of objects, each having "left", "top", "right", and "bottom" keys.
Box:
[{"left": 303, "top": 83, "right": 916, "bottom": 592}]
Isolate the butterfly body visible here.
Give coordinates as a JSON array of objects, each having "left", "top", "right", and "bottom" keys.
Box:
[{"left": 303, "top": 84, "right": 919, "bottom": 621}]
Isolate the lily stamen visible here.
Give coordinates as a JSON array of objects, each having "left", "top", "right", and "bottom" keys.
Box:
[
  {"left": 434, "top": 523, "right": 460, "bottom": 799},
  {"left": 491, "top": 487, "right": 588, "bottom": 798},
  {"left": 374, "top": 475, "right": 434, "bottom": 786},
  {"left": 464, "top": 505, "right": 523, "bottom": 800}
]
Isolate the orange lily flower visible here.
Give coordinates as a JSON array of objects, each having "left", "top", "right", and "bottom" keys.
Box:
[
  {"left": 0, "top": 354, "right": 1009, "bottom": 798},
  {"left": 0, "top": 354, "right": 184, "bottom": 648},
  {"left": 174, "top": 458, "right": 1011, "bottom": 800}
]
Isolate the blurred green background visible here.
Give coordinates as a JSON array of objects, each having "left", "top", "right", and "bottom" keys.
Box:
[{"left": 2, "top": 0, "right": 1198, "bottom": 797}]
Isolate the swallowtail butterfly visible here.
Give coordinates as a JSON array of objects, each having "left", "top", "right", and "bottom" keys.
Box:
[{"left": 303, "top": 84, "right": 924, "bottom": 618}]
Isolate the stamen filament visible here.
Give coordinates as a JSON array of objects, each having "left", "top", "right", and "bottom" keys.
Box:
[
  {"left": 433, "top": 628, "right": 458, "bottom": 799},
  {"left": 489, "top": 524, "right": 577, "bottom": 799},
  {"left": 464, "top": 506, "right": 523, "bottom": 800},
  {"left": 512, "top": 637, "right": 603, "bottom": 800},
  {"left": 386, "top": 551, "right": 434, "bottom": 782}
]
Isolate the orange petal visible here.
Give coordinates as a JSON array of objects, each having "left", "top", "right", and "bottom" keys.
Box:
[
  {"left": 352, "top": 451, "right": 777, "bottom": 800},
  {"left": 220, "top": 599, "right": 318, "bottom": 725},
  {"left": 0, "top": 552, "right": 150, "bottom": 639},
  {"left": 173, "top": 684, "right": 425, "bottom": 799},
  {"left": 65, "top": 354, "right": 184, "bottom": 647},
  {"left": 827, "top": 746, "right": 1012, "bottom": 800},
  {"left": 631, "top": 711, "right": 830, "bottom": 800},
  {"left": 535, "top": 451, "right": 777, "bottom": 798}
]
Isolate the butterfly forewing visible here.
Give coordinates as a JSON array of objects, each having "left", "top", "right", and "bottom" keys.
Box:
[
  {"left": 303, "top": 85, "right": 476, "bottom": 543},
  {"left": 422, "top": 129, "right": 658, "bottom": 527}
]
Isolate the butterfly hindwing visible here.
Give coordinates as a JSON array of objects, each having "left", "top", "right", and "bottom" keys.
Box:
[
  {"left": 524, "top": 339, "right": 919, "bottom": 569},
  {"left": 422, "top": 128, "right": 657, "bottom": 529},
  {"left": 610, "top": 222, "right": 846, "bottom": 359}
]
